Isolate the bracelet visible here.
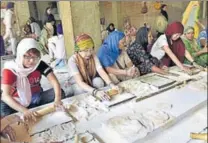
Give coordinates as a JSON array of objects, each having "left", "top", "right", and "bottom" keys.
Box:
[
  {"left": 92, "top": 89, "right": 98, "bottom": 97},
  {"left": 191, "top": 61, "right": 195, "bottom": 65}
]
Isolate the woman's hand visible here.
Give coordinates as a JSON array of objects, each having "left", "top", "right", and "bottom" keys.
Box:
[
  {"left": 109, "top": 83, "right": 123, "bottom": 94},
  {"left": 1, "top": 125, "right": 16, "bottom": 141},
  {"left": 192, "top": 62, "right": 204, "bottom": 71},
  {"left": 181, "top": 66, "right": 192, "bottom": 75},
  {"left": 126, "top": 66, "right": 137, "bottom": 77},
  {"left": 23, "top": 110, "right": 39, "bottom": 123},
  {"left": 54, "top": 100, "right": 65, "bottom": 111},
  {"left": 94, "top": 90, "right": 110, "bottom": 101}
]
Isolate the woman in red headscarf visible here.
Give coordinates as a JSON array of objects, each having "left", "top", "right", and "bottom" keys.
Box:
[{"left": 150, "top": 21, "right": 200, "bottom": 73}]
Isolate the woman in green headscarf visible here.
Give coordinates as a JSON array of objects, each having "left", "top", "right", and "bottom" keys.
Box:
[{"left": 182, "top": 26, "right": 207, "bottom": 67}]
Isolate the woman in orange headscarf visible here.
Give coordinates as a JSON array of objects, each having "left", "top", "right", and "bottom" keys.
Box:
[{"left": 68, "top": 34, "right": 120, "bottom": 101}]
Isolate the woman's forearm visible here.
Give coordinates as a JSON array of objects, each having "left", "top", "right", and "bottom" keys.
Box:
[
  {"left": 163, "top": 46, "right": 184, "bottom": 69},
  {"left": 105, "top": 67, "right": 127, "bottom": 76},
  {"left": 1, "top": 94, "right": 28, "bottom": 113},
  {"left": 185, "top": 50, "right": 194, "bottom": 62},
  {"left": 97, "top": 68, "right": 112, "bottom": 85},
  {"left": 47, "top": 73, "right": 62, "bottom": 102}
]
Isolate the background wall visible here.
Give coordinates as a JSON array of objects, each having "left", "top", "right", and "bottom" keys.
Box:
[
  {"left": 100, "top": 1, "right": 189, "bottom": 35},
  {"left": 71, "top": 1, "right": 101, "bottom": 50}
]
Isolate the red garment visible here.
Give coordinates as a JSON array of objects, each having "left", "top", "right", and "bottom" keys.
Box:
[
  {"left": 162, "top": 22, "right": 186, "bottom": 66},
  {"left": 2, "top": 69, "right": 42, "bottom": 97}
]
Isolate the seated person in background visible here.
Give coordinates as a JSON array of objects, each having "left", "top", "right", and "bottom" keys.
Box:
[
  {"left": 106, "top": 23, "right": 117, "bottom": 34},
  {"left": 26, "top": 17, "right": 41, "bottom": 40},
  {"left": 48, "top": 24, "right": 66, "bottom": 68},
  {"left": 68, "top": 34, "right": 120, "bottom": 101},
  {"left": 182, "top": 26, "right": 207, "bottom": 67},
  {"left": 123, "top": 20, "right": 137, "bottom": 47},
  {"left": 127, "top": 26, "right": 168, "bottom": 75},
  {"left": 150, "top": 22, "right": 202, "bottom": 73},
  {"left": 97, "top": 31, "right": 139, "bottom": 84},
  {"left": 22, "top": 24, "right": 37, "bottom": 39},
  {"left": 195, "top": 19, "right": 207, "bottom": 48},
  {"left": 1, "top": 38, "right": 65, "bottom": 121},
  {"left": 38, "top": 19, "right": 54, "bottom": 55}
]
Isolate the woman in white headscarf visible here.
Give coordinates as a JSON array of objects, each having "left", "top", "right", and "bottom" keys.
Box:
[{"left": 1, "top": 38, "right": 65, "bottom": 121}]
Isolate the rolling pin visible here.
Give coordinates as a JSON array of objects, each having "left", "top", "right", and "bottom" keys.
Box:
[
  {"left": 35, "top": 106, "right": 55, "bottom": 116},
  {"left": 190, "top": 133, "right": 207, "bottom": 141}
]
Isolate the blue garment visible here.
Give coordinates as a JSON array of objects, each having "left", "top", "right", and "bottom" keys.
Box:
[
  {"left": 197, "top": 29, "right": 208, "bottom": 48},
  {"left": 0, "top": 35, "right": 5, "bottom": 56},
  {"left": 55, "top": 59, "right": 66, "bottom": 68},
  {"left": 97, "top": 31, "right": 125, "bottom": 67}
]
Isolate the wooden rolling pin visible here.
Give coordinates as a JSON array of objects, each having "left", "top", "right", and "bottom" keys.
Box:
[
  {"left": 35, "top": 106, "right": 55, "bottom": 116},
  {"left": 190, "top": 133, "right": 207, "bottom": 141}
]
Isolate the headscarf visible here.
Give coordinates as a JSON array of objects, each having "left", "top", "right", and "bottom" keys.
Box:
[
  {"left": 74, "top": 34, "right": 94, "bottom": 52},
  {"left": 160, "top": 4, "right": 168, "bottom": 21},
  {"left": 3, "top": 38, "right": 41, "bottom": 107},
  {"left": 164, "top": 21, "right": 186, "bottom": 66},
  {"left": 106, "top": 23, "right": 115, "bottom": 33},
  {"left": 184, "top": 26, "right": 194, "bottom": 34},
  {"left": 135, "top": 27, "right": 150, "bottom": 49},
  {"left": 57, "top": 24, "right": 63, "bottom": 35},
  {"left": 97, "top": 31, "right": 125, "bottom": 67},
  {"left": 74, "top": 34, "right": 96, "bottom": 86},
  {"left": 7, "top": 2, "right": 14, "bottom": 9}
]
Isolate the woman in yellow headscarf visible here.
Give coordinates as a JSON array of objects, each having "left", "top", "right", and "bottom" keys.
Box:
[{"left": 68, "top": 34, "right": 120, "bottom": 101}]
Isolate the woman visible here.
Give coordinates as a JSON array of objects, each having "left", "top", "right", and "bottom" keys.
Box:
[
  {"left": 22, "top": 24, "right": 36, "bottom": 39},
  {"left": 127, "top": 27, "right": 167, "bottom": 75},
  {"left": 48, "top": 24, "right": 66, "bottom": 68},
  {"left": 3, "top": 2, "right": 17, "bottom": 55},
  {"left": 42, "top": 7, "right": 57, "bottom": 36},
  {"left": 155, "top": 4, "right": 169, "bottom": 38},
  {"left": 27, "top": 17, "right": 41, "bottom": 39},
  {"left": 150, "top": 22, "right": 200, "bottom": 73},
  {"left": 123, "top": 20, "right": 137, "bottom": 47},
  {"left": 106, "top": 23, "right": 117, "bottom": 34},
  {"left": 182, "top": 26, "right": 207, "bottom": 67},
  {"left": 68, "top": 34, "right": 120, "bottom": 101},
  {"left": 1, "top": 38, "right": 65, "bottom": 121},
  {"left": 42, "top": 7, "right": 55, "bottom": 25},
  {"left": 38, "top": 19, "right": 54, "bottom": 55},
  {"left": 97, "top": 31, "right": 139, "bottom": 84}
]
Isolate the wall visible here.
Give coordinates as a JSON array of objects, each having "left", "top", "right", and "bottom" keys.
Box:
[
  {"left": 71, "top": 1, "right": 101, "bottom": 50},
  {"left": 100, "top": 1, "right": 189, "bottom": 35}
]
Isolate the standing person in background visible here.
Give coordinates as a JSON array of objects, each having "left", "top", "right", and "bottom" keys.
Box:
[
  {"left": 38, "top": 19, "right": 54, "bottom": 55},
  {"left": 48, "top": 24, "right": 66, "bottom": 68},
  {"left": 155, "top": 4, "right": 169, "bottom": 38},
  {"left": 3, "top": 2, "right": 17, "bottom": 55},
  {"left": 27, "top": 17, "right": 41, "bottom": 40},
  {"left": 42, "top": 7, "right": 57, "bottom": 36}
]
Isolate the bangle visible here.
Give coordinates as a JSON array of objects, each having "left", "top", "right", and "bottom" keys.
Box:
[{"left": 92, "top": 89, "right": 98, "bottom": 97}]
